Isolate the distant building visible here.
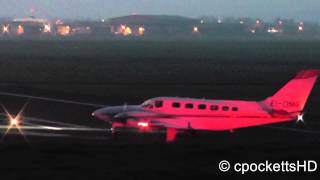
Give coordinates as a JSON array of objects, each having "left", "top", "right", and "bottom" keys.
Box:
[
  {"left": 107, "top": 15, "right": 199, "bottom": 37},
  {"left": 10, "top": 16, "right": 51, "bottom": 35}
]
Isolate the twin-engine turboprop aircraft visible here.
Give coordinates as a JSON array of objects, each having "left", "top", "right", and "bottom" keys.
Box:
[{"left": 92, "top": 70, "right": 319, "bottom": 141}]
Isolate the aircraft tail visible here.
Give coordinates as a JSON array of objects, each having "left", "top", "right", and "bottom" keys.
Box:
[{"left": 262, "top": 69, "right": 319, "bottom": 113}]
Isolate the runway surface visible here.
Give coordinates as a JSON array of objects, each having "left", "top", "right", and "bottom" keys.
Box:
[{"left": 0, "top": 88, "right": 319, "bottom": 180}]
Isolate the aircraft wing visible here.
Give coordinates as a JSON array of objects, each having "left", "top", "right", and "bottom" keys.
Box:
[
  {"left": 149, "top": 120, "right": 185, "bottom": 129},
  {"left": 115, "top": 111, "right": 175, "bottom": 119}
]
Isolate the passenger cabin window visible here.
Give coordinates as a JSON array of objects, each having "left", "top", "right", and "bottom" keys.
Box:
[
  {"left": 155, "top": 101, "right": 163, "bottom": 108},
  {"left": 222, "top": 106, "right": 229, "bottom": 111},
  {"left": 185, "top": 103, "right": 193, "bottom": 109},
  {"left": 198, "top": 104, "right": 206, "bottom": 110},
  {"left": 232, "top": 107, "right": 238, "bottom": 111},
  {"left": 210, "top": 105, "right": 219, "bottom": 111},
  {"left": 172, "top": 102, "right": 180, "bottom": 108}
]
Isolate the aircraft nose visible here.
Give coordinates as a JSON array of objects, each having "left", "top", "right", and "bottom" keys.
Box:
[{"left": 92, "top": 108, "right": 112, "bottom": 121}]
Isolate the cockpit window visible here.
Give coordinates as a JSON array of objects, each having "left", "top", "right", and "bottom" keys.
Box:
[
  {"left": 142, "top": 100, "right": 153, "bottom": 109},
  {"left": 155, "top": 100, "right": 163, "bottom": 108}
]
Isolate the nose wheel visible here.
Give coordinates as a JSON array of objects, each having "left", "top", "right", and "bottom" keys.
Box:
[{"left": 109, "top": 122, "right": 124, "bottom": 137}]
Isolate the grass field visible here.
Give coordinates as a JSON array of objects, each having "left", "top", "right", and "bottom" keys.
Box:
[{"left": 0, "top": 39, "right": 319, "bottom": 101}]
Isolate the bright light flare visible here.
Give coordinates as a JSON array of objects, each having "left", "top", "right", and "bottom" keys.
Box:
[
  {"left": 57, "top": 25, "right": 70, "bottom": 36},
  {"left": 298, "top": 26, "right": 304, "bottom": 32},
  {"left": 138, "top": 122, "right": 149, "bottom": 128},
  {"left": 193, "top": 26, "right": 199, "bottom": 33},
  {"left": 0, "top": 101, "right": 29, "bottom": 142},
  {"left": 138, "top": 26, "right": 145, "bottom": 35},
  {"left": 267, "top": 27, "right": 281, "bottom": 33},
  {"left": 43, "top": 24, "right": 51, "bottom": 33},
  {"left": 17, "top": 25, "right": 24, "bottom": 35},
  {"left": 10, "top": 118, "right": 19, "bottom": 126},
  {"left": 297, "top": 113, "right": 304, "bottom": 123},
  {"left": 123, "top": 26, "right": 132, "bottom": 36},
  {"left": 2, "top": 25, "right": 9, "bottom": 33}
]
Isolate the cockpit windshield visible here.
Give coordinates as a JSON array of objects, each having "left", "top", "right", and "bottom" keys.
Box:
[{"left": 141, "top": 100, "right": 153, "bottom": 109}]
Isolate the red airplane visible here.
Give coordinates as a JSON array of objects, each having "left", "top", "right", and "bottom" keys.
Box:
[{"left": 92, "top": 69, "right": 319, "bottom": 141}]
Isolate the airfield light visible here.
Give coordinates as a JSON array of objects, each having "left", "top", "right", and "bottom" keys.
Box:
[
  {"left": 17, "top": 25, "right": 24, "bottom": 35},
  {"left": 138, "top": 26, "right": 145, "bottom": 35},
  {"left": 57, "top": 25, "right": 70, "bottom": 36},
  {"left": 200, "top": 20, "right": 204, "bottom": 24},
  {"left": 138, "top": 122, "right": 149, "bottom": 128},
  {"left": 217, "top": 19, "right": 222, "bottom": 24},
  {"left": 250, "top": 29, "right": 256, "bottom": 34},
  {"left": 267, "top": 27, "right": 280, "bottom": 33},
  {"left": 256, "top": 20, "right": 260, "bottom": 24},
  {"left": 298, "top": 22, "right": 304, "bottom": 32},
  {"left": 239, "top": 20, "right": 244, "bottom": 24},
  {"left": 2, "top": 25, "right": 9, "bottom": 33},
  {"left": 10, "top": 118, "right": 19, "bottom": 126},
  {"left": 298, "top": 26, "right": 304, "bottom": 32},
  {"left": 278, "top": 20, "right": 283, "bottom": 25},
  {"left": 193, "top": 26, "right": 199, "bottom": 33},
  {"left": 0, "top": 102, "right": 30, "bottom": 142},
  {"left": 120, "top": 25, "right": 126, "bottom": 31},
  {"left": 123, "top": 26, "right": 132, "bottom": 36},
  {"left": 43, "top": 24, "right": 51, "bottom": 33}
]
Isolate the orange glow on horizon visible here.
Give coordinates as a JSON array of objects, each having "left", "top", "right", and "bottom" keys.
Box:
[
  {"left": 123, "top": 26, "right": 132, "bottom": 36},
  {"left": 57, "top": 25, "right": 70, "bottom": 36}
]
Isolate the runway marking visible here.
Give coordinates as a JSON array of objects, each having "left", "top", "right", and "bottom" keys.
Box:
[{"left": 0, "top": 91, "right": 105, "bottom": 107}]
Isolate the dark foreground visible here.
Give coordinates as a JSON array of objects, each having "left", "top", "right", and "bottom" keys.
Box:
[{"left": 0, "top": 40, "right": 319, "bottom": 179}]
